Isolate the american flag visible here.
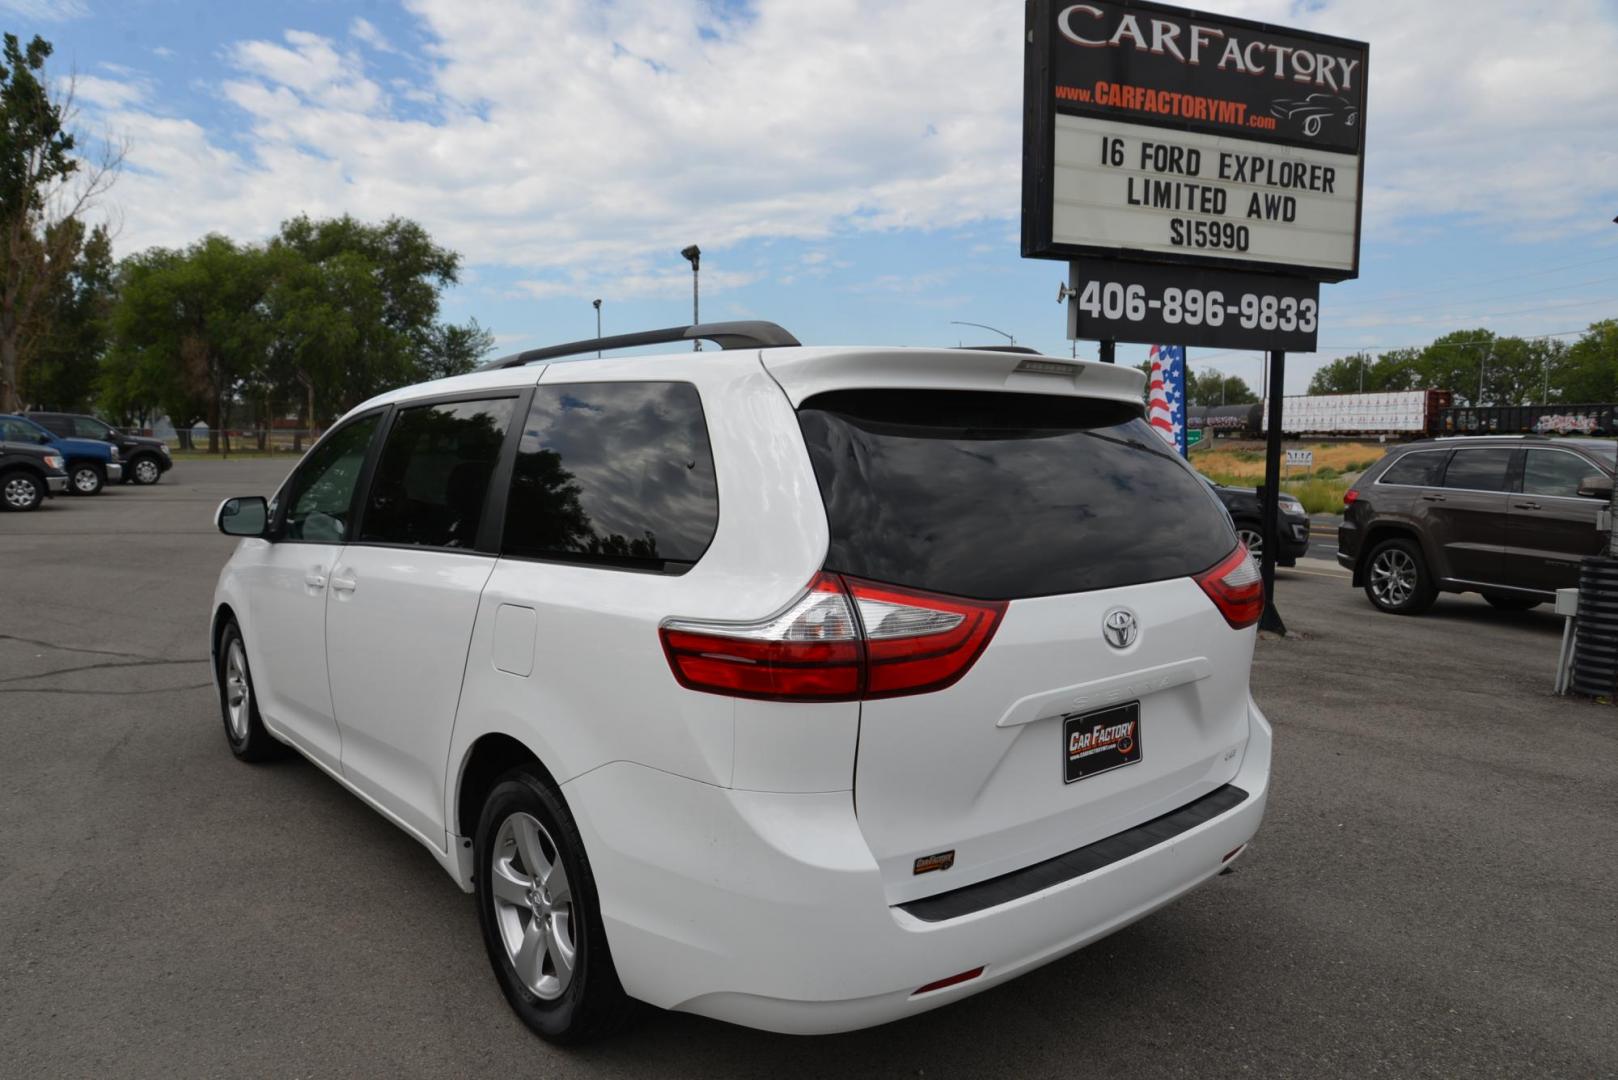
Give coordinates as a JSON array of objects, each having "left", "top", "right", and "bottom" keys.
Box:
[{"left": 1147, "top": 344, "right": 1187, "bottom": 457}]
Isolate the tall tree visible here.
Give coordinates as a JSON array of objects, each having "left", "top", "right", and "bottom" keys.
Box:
[
  {"left": 1188, "top": 369, "right": 1257, "bottom": 406},
  {"left": 0, "top": 34, "right": 118, "bottom": 410},
  {"left": 19, "top": 219, "right": 112, "bottom": 409},
  {"left": 1307, "top": 350, "right": 1425, "bottom": 395},
  {"left": 1551, "top": 321, "right": 1617, "bottom": 403}
]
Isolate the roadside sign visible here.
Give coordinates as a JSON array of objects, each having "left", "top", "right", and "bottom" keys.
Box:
[
  {"left": 1066, "top": 258, "right": 1320, "bottom": 350},
  {"left": 1022, "top": 0, "right": 1368, "bottom": 284},
  {"left": 1186, "top": 428, "right": 1204, "bottom": 447},
  {"left": 1285, "top": 448, "right": 1313, "bottom": 467}
]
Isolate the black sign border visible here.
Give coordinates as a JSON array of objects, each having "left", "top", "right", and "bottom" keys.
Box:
[{"left": 1022, "top": 0, "right": 1369, "bottom": 284}]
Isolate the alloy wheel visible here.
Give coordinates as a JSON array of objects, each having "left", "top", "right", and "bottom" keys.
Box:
[
  {"left": 134, "top": 458, "right": 161, "bottom": 484},
  {"left": 1236, "top": 526, "right": 1263, "bottom": 560},
  {"left": 224, "top": 639, "right": 251, "bottom": 741},
  {"left": 490, "top": 811, "right": 577, "bottom": 1001},
  {"left": 73, "top": 467, "right": 100, "bottom": 494},
  {"left": 1370, "top": 548, "right": 1418, "bottom": 608},
  {"left": 4, "top": 475, "right": 39, "bottom": 509}
]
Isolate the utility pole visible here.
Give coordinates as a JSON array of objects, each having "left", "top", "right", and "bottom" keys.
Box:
[
  {"left": 681, "top": 245, "right": 701, "bottom": 350},
  {"left": 592, "top": 298, "right": 602, "bottom": 357}
]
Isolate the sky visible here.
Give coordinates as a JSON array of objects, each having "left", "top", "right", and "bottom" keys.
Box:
[{"left": 10, "top": 0, "right": 1618, "bottom": 393}]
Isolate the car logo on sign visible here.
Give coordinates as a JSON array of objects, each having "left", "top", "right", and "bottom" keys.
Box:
[{"left": 1102, "top": 609, "right": 1138, "bottom": 649}]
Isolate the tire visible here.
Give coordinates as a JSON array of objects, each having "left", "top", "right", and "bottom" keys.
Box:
[
  {"left": 475, "top": 768, "right": 636, "bottom": 1044},
  {"left": 130, "top": 455, "right": 164, "bottom": 485},
  {"left": 1362, "top": 538, "right": 1438, "bottom": 615},
  {"left": 1235, "top": 523, "right": 1264, "bottom": 561},
  {"left": 69, "top": 461, "right": 104, "bottom": 496},
  {"left": 216, "top": 620, "right": 282, "bottom": 762},
  {"left": 1484, "top": 593, "right": 1542, "bottom": 612},
  {"left": 1, "top": 469, "right": 45, "bottom": 511}
]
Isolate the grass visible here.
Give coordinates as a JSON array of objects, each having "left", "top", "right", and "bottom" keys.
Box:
[{"left": 1191, "top": 439, "right": 1388, "bottom": 515}]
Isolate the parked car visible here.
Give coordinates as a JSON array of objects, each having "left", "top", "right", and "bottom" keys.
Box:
[
  {"left": 27, "top": 411, "right": 172, "bottom": 485},
  {"left": 0, "top": 438, "right": 68, "bottom": 511},
  {"left": 210, "top": 323, "right": 1271, "bottom": 1042},
  {"left": 1338, "top": 435, "right": 1616, "bottom": 614},
  {"left": 1202, "top": 477, "right": 1310, "bottom": 566},
  {"left": 0, "top": 414, "right": 122, "bottom": 494}
]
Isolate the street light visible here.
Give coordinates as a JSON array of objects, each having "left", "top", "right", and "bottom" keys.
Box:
[
  {"left": 681, "top": 245, "right": 701, "bottom": 351},
  {"left": 592, "top": 298, "right": 602, "bottom": 358},
  {"left": 948, "top": 320, "right": 1016, "bottom": 346}
]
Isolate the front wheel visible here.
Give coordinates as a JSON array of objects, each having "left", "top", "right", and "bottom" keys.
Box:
[
  {"left": 69, "top": 462, "right": 104, "bottom": 495},
  {"left": 216, "top": 621, "right": 282, "bottom": 761},
  {"left": 1235, "top": 523, "right": 1264, "bottom": 562},
  {"left": 1, "top": 470, "right": 44, "bottom": 511},
  {"left": 1363, "top": 538, "right": 1437, "bottom": 615},
  {"left": 130, "top": 455, "right": 164, "bottom": 485},
  {"left": 475, "top": 769, "right": 635, "bottom": 1043}
]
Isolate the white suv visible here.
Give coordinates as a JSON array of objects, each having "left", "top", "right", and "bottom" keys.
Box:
[{"left": 211, "top": 322, "right": 1271, "bottom": 1042}]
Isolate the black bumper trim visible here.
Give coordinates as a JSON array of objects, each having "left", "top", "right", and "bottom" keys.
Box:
[{"left": 896, "top": 784, "right": 1249, "bottom": 924}]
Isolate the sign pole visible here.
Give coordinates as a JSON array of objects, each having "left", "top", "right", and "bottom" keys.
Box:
[{"left": 1259, "top": 350, "right": 1287, "bottom": 635}]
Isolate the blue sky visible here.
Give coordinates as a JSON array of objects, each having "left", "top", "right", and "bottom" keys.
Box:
[{"left": 11, "top": 0, "right": 1618, "bottom": 392}]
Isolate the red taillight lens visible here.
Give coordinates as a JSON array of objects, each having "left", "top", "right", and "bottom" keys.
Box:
[
  {"left": 1343, "top": 488, "right": 1359, "bottom": 505},
  {"left": 1195, "top": 544, "right": 1265, "bottom": 629},
  {"left": 659, "top": 574, "right": 1006, "bottom": 702}
]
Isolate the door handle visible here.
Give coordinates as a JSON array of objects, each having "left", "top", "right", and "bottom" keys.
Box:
[
  {"left": 330, "top": 572, "right": 358, "bottom": 594},
  {"left": 1421, "top": 493, "right": 1446, "bottom": 502},
  {"left": 1514, "top": 501, "right": 1541, "bottom": 511},
  {"left": 304, "top": 571, "right": 327, "bottom": 589}
]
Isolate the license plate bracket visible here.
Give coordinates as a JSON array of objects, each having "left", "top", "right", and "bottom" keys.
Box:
[{"left": 1063, "top": 702, "right": 1142, "bottom": 784}]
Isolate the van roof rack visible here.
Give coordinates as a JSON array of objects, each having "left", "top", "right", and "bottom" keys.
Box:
[{"left": 482, "top": 321, "right": 801, "bottom": 371}]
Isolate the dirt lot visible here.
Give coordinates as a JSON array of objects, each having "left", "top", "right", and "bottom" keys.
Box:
[{"left": 2, "top": 461, "right": 1614, "bottom": 1079}]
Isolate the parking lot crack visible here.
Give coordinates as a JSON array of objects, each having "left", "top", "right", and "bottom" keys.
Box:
[
  {"left": 0, "top": 658, "right": 209, "bottom": 685},
  {"left": 0, "top": 633, "right": 155, "bottom": 661}
]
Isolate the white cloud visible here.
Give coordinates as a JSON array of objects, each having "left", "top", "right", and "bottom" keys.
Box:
[
  {"left": 349, "top": 16, "right": 399, "bottom": 55},
  {"left": 75, "top": 0, "right": 1618, "bottom": 296},
  {"left": 0, "top": 0, "right": 89, "bottom": 21},
  {"left": 73, "top": 74, "right": 148, "bottom": 110}
]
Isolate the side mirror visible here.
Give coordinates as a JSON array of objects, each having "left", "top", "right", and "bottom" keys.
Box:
[
  {"left": 217, "top": 496, "right": 269, "bottom": 537},
  {"left": 1577, "top": 475, "right": 1614, "bottom": 500}
]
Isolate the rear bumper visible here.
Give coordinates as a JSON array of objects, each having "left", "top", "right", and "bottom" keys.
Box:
[{"left": 565, "top": 697, "right": 1272, "bottom": 1034}]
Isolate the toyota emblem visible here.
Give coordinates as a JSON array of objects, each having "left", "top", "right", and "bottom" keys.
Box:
[{"left": 1102, "top": 609, "right": 1138, "bottom": 649}]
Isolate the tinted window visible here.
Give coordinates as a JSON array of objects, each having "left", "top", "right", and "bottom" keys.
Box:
[
  {"left": 2, "top": 418, "right": 48, "bottom": 443},
  {"left": 1522, "top": 450, "right": 1603, "bottom": 498},
  {"left": 31, "top": 415, "right": 71, "bottom": 436},
  {"left": 503, "top": 382, "right": 718, "bottom": 572},
  {"left": 1379, "top": 451, "right": 1448, "bottom": 487},
  {"left": 283, "top": 413, "right": 381, "bottom": 543},
  {"left": 798, "top": 390, "right": 1234, "bottom": 600},
  {"left": 71, "top": 417, "right": 111, "bottom": 439},
  {"left": 1442, "top": 448, "right": 1514, "bottom": 492},
  {"left": 359, "top": 398, "right": 514, "bottom": 549}
]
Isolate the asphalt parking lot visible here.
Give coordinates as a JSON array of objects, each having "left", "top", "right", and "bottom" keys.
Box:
[{"left": 2, "top": 461, "right": 1616, "bottom": 1079}]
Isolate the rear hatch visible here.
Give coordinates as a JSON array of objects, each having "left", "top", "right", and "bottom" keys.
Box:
[{"left": 794, "top": 386, "right": 1256, "bottom": 905}]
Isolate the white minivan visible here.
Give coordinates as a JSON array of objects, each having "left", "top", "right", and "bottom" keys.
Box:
[{"left": 211, "top": 322, "right": 1271, "bottom": 1042}]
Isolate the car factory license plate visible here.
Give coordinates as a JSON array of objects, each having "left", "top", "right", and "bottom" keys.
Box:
[{"left": 1063, "top": 702, "right": 1142, "bottom": 784}]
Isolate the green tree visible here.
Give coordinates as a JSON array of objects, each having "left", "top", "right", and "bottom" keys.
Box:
[
  {"left": 1307, "top": 350, "right": 1425, "bottom": 395},
  {"left": 1188, "top": 369, "right": 1257, "bottom": 406},
  {"left": 19, "top": 220, "right": 113, "bottom": 409},
  {"left": 103, "top": 236, "right": 278, "bottom": 450},
  {"left": 1554, "top": 321, "right": 1618, "bottom": 403},
  {"left": 267, "top": 214, "right": 489, "bottom": 420}
]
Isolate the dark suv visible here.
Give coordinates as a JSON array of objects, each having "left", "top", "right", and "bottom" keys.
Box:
[
  {"left": 1202, "top": 478, "right": 1311, "bottom": 566},
  {"left": 1339, "top": 436, "right": 1615, "bottom": 614},
  {"left": 27, "top": 412, "right": 172, "bottom": 485}
]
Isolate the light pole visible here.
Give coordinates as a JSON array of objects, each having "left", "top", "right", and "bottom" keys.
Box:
[
  {"left": 681, "top": 245, "right": 701, "bottom": 351},
  {"left": 1359, "top": 354, "right": 1366, "bottom": 394},
  {"left": 948, "top": 320, "right": 1016, "bottom": 346},
  {"left": 592, "top": 298, "right": 602, "bottom": 357}
]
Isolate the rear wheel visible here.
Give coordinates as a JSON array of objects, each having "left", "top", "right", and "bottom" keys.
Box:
[
  {"left": 1484, "top": 593, "right": 1541, "bottom": 612},
  {"left": 130, "top": 455, "right": 163, "bottom": 485},
  {"left": 1, "top": 470, "right": 44, "bottom": 511},
  {"left": 1235, "top": 523, "right": 1264, "bottom": 561},
  {"left": 1363, "top": 538, "right": 1437, "bottom": 615},
  {"left": 69, "top": 462, "right": 104, "bottom": 495},
  {"left": 475, "top": 768, "right": 635, "bottom": 1043}
]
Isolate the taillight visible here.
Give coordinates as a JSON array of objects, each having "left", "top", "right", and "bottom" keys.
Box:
[
  {"left": 1195, "top": 544, "right": 1265, "bottom": 629},
  {"left": 1343, "top": 488, "right": 1359, "bottom": 505},
  {"left": 660, "top": 574, "right": 1006, "bottom": 702}
]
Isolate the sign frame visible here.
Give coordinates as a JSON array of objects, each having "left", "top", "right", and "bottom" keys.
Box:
[{"left": 1022, "top": 0, "right": 1369, "bottom": 284}]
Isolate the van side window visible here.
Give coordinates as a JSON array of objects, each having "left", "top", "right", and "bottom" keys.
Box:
[
  {"left": 282, "top": 413, "right": 383, "bottom": 543},
  {"left": 502, "top": 381, "right": 718, "bottom": 573},
  {"left": 1378, "top": 451, "right": 1448, "bottom": 487},
  {"left": 360, "top": 397, "right": 515, "bottom": 550}
]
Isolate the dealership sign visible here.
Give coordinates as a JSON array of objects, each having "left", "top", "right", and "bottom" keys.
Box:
[{"left": 1023, "top": 0, "right": 1369, "bottom": 285}]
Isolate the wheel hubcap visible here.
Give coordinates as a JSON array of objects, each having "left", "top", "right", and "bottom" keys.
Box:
[
  {"left": 3, "top": 477, "right": 34, "bottom": 508},
  {"left": 490, "top": 811, "right": 576, "bottom": 1001},
  {"left": 1237, "top": 527, "right": 1263, "bottom": 559},
  {"left": 136, "top": 459, "right": 159, "bottom": 483},
  {"left": 224, "top": 640, "right": 250, "bottom": 740},
  {"left": 74, "top": 468, "right": 98, "bottom": 492},
  {"left": 1370, "top": 549, "right": 1417, "bottom": 607}
]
